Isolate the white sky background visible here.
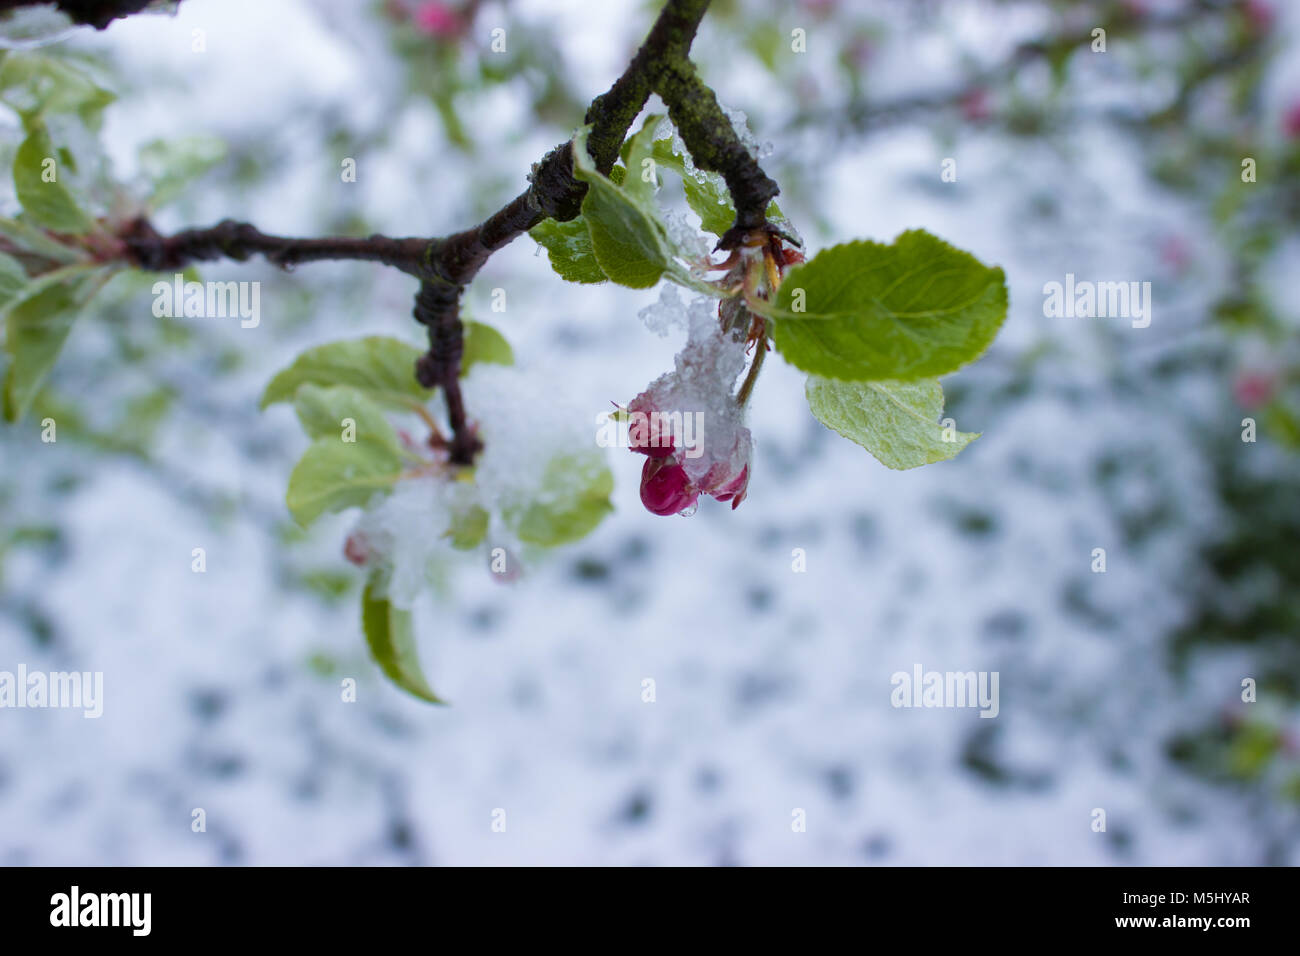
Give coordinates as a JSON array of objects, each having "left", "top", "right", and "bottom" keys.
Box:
[{"left": 0, "top": 0, "right": 1296, "bottom": 864}]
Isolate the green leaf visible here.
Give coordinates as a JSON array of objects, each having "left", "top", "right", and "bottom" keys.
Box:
[
  {"left": 767, "top": 230, "right": 1008, "bottom": 381},
  {"left": 262, "top": 336, "right": 430, "bottom": 411},
  {"left": 0, "top": 52, "right": 115, "bottom": 125},
  {"left": 461, "top": 319, "right": 513, "bottom": 375},
  {"left": 13, "top": 120, "right": 93, "bottom": 235},
  {"left": 617, "top": 112, "right": 663, "bottom": 202},
  {"left": 570, "top": 125, "right": 674, "bottom": 289},
  {"left": 445, "top": 504, "right": 489, "bottom": 550},
  {"left": 650, "top": 118, "right": 783, "bottom": 237},
  {"left": 0, "top": 253, "right": 27, "bottom": 311},
  {"left": 651, "top": 136, "right": 733, "bottom": 236},
  {"left": 284, "top": 392, "right": 405, "bottom": 527},
  {"left": 0, "top": 215, "right": 85, "bottom": 264},
  {"left": 0, "top": 9, "right": 76, "bottom": 49},
  {"left": 503, "top": 450, "right": 614, "bottom": 547},
  {"left": 6, "top": 261, "right": 98, "bottom": 302},
  {"left": 561, "top": 120, "right": 729, "bottom": 296},
  {"left": 137, "top": 134, "right": 227, "bottom": 211},
  {"left": 361, "top": 574, "right": 445, "bottom": 704},
  {"left": 529, "top": 216, "right": 607, "bottom": 284},
  {"left": 806, "top": 375, "right": 978, "bottom": 470},
  {"left": 291, "top": 383, "right": 403, "bottom": 447},
  {"left": 285, "top": 440, "right": 404, "bottom": 527},
  {"left": 2, "top": 268, "right": 107, "bottom": 422}
]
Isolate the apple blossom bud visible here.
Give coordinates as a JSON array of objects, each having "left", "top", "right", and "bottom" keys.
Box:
[
  {"left": 1233, "top": 370, "right": 1275, "bottom": 407},
  {"left": 640, "top": 456, "right": 699, "bottom": 516},
  {"left": 413, "top": 2, "right": 461, "bottom": 38},
  {"left": 344, "top": 531, "right": 371, "bottom": 566},
  {"left": 711, "top": 464, "right": 749, "bottom": 509}
]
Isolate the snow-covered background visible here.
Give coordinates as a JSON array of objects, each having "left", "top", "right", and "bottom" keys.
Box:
[{"left": 1, "top": 0, "right": 1298, "bottom": 865}]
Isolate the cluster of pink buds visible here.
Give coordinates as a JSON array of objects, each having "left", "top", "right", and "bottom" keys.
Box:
[
  {"left": 624, "top": 230, "right": 807, "bottom": 518},
  {"left": 627, "top": 396, "right": 751, "bottom": 517}
]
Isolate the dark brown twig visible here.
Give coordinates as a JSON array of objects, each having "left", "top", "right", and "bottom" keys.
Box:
[{"left": 109, "top": 0, "right": 781, "bottom": 465}]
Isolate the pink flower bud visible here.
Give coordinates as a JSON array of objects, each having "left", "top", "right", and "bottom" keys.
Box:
[
  {"left": 627, "top": 392, "right": 692, "bottom": 458},
  {"left": 960, "top": 87, "right": 991, "bottom": 123},
  {"left": 489, "top": 546, "right": 522, "bottom": 583},
  {"left": 1233, "top": 370, "right": 1275, "bottom": 408},
  {"left": 1244, "top": 0, "right": 1275, "bottom": 32},
  {"left": 413, "top": 2, "right": 461, "bottom": 38},
  {"left": 639, "top": 456, "right": 699, "bottom": 516},
  {"left": 625, "top": 400, "right": 677, "bottom": 457},
  {"left": 1160, "top": 235, "right": 1191, "bottom": 274},
  {"left": 1285, "top": 100, "right": 1300, "bottom": 140},
  {"left": 801, "top": 0, "right": 837, "bottom": 15},
  {"left": 845, "top": 36, "right": 874, "bottom": 69},
  {"left": 344, "top": 531, "right": 371, "bottom": 567},
  {"left": 710, "top": 465, "right": 749, "bottom": 509}
]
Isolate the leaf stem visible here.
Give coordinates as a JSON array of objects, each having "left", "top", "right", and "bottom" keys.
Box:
[
  {"left": 407, "top": 401, "right": 447, "bottom": 445},
  {"left": 736, "top": 329, "right": 767, "bottom": 407}
]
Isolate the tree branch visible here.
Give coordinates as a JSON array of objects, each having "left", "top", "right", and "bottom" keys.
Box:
[
  {"left": 654, "top": 58, "right": 779, "bottom": 248},
  {"left": 0, "top": 0, "right": 172, "bottom": 30},
  {"left": 119, "top": 217, "right": 430, "bottom": 274},
  {"left": 789, "top": 0, "right": 1241, "bottom": 143},
  {"left": 108, "top": 0, "right": 781, "bottom": 465}
]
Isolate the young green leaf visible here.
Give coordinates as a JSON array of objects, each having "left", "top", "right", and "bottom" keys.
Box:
[
  {"left": 13, "top": 120, "right": 94, "bottom": 235},
  {"left": 651, "top": 137, "right": 733, "bottom": 236},
  {"left": 0, "top": 253, "right": 27, "bottom": 311},
  {"left": 0, "top": 215, "right": 85, "bottom": 264},
  {"left": 445, "top": 504, "right": 489, "bottom": 550},
  {"left": 2, "top": 267, "right": 108, "bottom": 422},
  {"left": 291, "top": 383, "right": 404, "bottom": 447},
  {"left": 0, "top": 52, "right": 115, "bottom": 126},
  {"left": 461, "top": 320, "right": 514, "bottom": 375},
  {"left": 570, "top": 125, "right": 674, "bottom": 289},
  {"left": 617, "top": 112, "right": 664, "bottom": 202},
  {"left": 0, "top": 284, "right": 78, "bottom": 422},
  {"left": 284, "top": 386, "right": 406, "bottom": 527},
  {"left": 0, "top": 9, "right": 75, "bottom": 49},
  {"left": 262, "top": 336, "right": 430, "bottom": 411},
  {"left": 503, "top": 450, "right": 614, "bottom": 547},
  {"left": 564, "top": 123, "right": 731, "bottom": 297},
  {"left": 361, "top": 575, "right": 445, "bottom": 704},
  {"left": 285, "top": 438, "right": 405, "bottom": 527},
  {"left": 806, "top": 375, "right": 978, "bottom": 470},
  {"left": 529, "top": 216, "right": 607, "bottom": 284},
  {"left": 137, "top": 135, "right": 227, "bottom": 211},
  {"left": 767, "top": 230, "right": 1008, "bottom": 381},
  {"left": 8, "top": 261, "right": 102, "bottom": 303},
  {"left": 650, "top": 118, "right": 783, "bottom": 237}
]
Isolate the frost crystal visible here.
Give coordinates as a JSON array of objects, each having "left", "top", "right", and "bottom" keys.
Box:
[
  {"left": 722, "top": 106, "right": 773, "bottom": 160},
  {"left": 354, "top": 476, "right": 459, "bottom": 609},
  {"left": 631, "top": 296, "right": 752, "bottom": 491},
  {"left": 655, "top": 115, "right": 697, "bottom": 177},
  {"left": 638, "top": 283, "right": 689, "bottom": 337},
  {"left": 352, "top": 364, "right": 605, "bottom": 602},
  {"left": 462, "top": 363, "right": 599, "bottom": 517},
  {"left": 664, "top": 210, "right": 711, "bottom": 262}
]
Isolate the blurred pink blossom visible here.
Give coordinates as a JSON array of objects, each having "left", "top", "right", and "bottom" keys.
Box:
[
  {"left": 412, "top": 2, "right": 462, "bottom": 38},
  {"left": 1233, "top": 370, "right": 1276, "bottom": 407},
  {"left": 1284, "top": 100, "right": 1300, "bottom": 139}
]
